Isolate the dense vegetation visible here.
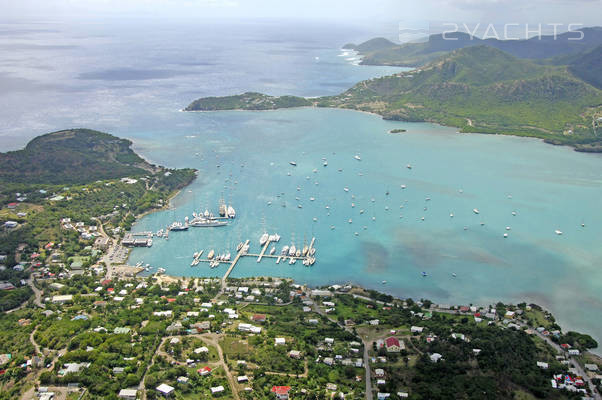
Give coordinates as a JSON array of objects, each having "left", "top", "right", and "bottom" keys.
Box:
[
  {"left": 185, "top": 92, "right": 311, "bottom": 111},
  {"left": 569, "top": 45, "right": 602, "bottom": 89},
  {"left": 0, "top": 129, "right": 153, "bottom": 184}
]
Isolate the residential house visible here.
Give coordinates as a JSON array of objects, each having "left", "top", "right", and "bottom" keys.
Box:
[
  {"left": 271, "top": 386, "right": 291, "bottom": 400},
  {"left": 156, "top": 383, "right": 174, "bottom": 397},
  {"left": 385, "top": 337, "right": 403, "bottom": 353},
  {"left": 118, "top": 388, "right": 138, "bottom": 399}
]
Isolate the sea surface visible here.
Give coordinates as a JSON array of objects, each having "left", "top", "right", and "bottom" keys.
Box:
[{"left": 1, "top": 19, "right": 601, "bottom": 348}]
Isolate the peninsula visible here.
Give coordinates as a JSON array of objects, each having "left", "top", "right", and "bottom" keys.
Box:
[{"left": 185, "top": 44, "right": 602, "bottom": 152}]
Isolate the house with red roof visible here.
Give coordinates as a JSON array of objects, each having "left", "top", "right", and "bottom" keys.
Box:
[
  {"left": 7, "top": 203, "right": 18, "bottom": 209},
  {"left": 252, "top": 314, "right": 266, "bottom": 323},
  {"left": 271, "top": 386, "right": 291, "bottom": 399},
  {"left": 385, "top": 337, "right": 402, "bottom": 353},
  {"left": 198, "top": 366, "right": 212, "bottom": 376}
]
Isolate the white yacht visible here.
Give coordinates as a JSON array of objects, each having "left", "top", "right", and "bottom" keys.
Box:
[
  {"left": 260, "top": 233, "right": 269, "bottom": 246},
  {"left": 288, "top": 245, "right": 296, "bottom": 256},
  {"left": 555, "top": 230, "right": 563, "bottom": 235},
  {"left": 473, "top": 208, "right": 480, "bottom": 214},
  {"left": 354, "top": 154, "right": 361, "bottom": 161},
  {"left": 227, "top": 206, "right": 236, "bottom": 218},
  {"left": 289, "top": 161, "right": 297, "bottom": 166}
]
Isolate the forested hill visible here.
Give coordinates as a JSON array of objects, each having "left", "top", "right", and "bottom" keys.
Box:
[
  {"left": 318, "top": 46, "right": 602, "bottom": 150},
  {"left": 350, "top": 27, "right": 602, "bottom": 67},
  {"left": 0, "top": 129, "right": 154, "bottom": 184}
]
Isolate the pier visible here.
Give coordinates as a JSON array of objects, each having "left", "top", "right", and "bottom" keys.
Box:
[
  {"left": 222, "top": 239, "right": 249, "bottom": 284},
  {"left": 175, "top": 236, "right": 317, "bottom": 289}
]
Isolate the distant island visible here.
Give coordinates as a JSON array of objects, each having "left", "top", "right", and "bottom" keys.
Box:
[{"left": 185, "top": 44, "right": 602, "bottom": 152}]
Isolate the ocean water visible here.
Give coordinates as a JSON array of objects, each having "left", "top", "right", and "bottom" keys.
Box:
[{"left": 1, "top": 19, "right": 601, "bottom": 348}]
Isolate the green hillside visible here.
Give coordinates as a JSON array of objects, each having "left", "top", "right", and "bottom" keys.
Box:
[
  {"left": 569, "top": 45, "right": 602, "bottom": 89},
  {"left": 318, "top": 46, "right": 602, "bottom": 148},
  {"left": 0, "top": 129, "right": 154, "bottom": 184}
]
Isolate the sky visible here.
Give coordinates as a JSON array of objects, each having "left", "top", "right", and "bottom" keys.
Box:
[{"left": 1, "top": 0, "right": 601, "bottom": 28}]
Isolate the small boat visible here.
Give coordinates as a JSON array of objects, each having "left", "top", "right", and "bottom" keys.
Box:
[
  {"left": 224, "top": 253, "right": 231, "bottom": 261},
  {"left": 260, "top": 233, "right": 269, "bottom": 246},
  {"left": 344, "top": 187, "right": 349, "bottom": 192},
  {"left": 382, "top": 280, "right": 387, "bottom": 284},
  {"left": 511, "top": 211, "right": 517, "bottom": 216},
  {"left": 506, "top": 226, "right": 511, "bottom": 231},
  {"left": 421, "top": 271, "right": 428, "bottom": 277},
  {"left": 452, "top": 273, "right": 457, "bottom": 277},
  {"left": 297, "top": 204, "right": 303, "bottom": 209},
  {"left": 323, "top": 161, "right": 328, "bottom": 167},
  {"left": 354, "top": 154, "right": 361, "bottom": 161},
  {"left": 288, "top": 245, "right": 296, "bottom": 256},
  {"left": 555, "top": 230, "right": 563, "bottom": 235},
  {"left": 313, "top": 217, "right": 317, "bottom": 222},
  {"left": 503, "top": 233, "right": 508, "bottom": 238},
  {"left": 267, "top": 201, "right": 272, "bottom": 206},
  {"left": 450, "top": 213, "right": 454, "bottom": 218},
  {"left": 297, "top": 186, "right": 301, "bottom": 191},
  {"left": 348, "top": 219, "right": 352, "bottom": 224},
  {"left": 269, "top": 247, "right": 276, "bottom": 255},
  {"left": 473, "top": 208, "right": 480, "bottom": 214},
  {"left": 354, "top": 232, "right": 359, "bottom": 236},
  {"left": 312, "top": 168, "right": 318, "bottom": 173},
  {"left": 310, "top": 197, "right": 315, "bottom": 201},
  {"left": 281, "top": 245, "right": 289, "bottom": 255},
  {"left": 371, "top": 198, "right": 375, "bottom": 203},
  {"left": 360, "top": 209, "right": 364, "bottom": 214},
  {"left": 289, "top": 257, "right": 296, "bottom": 265},
  {"left": 295, "top": 249, "right": 301, "bottom": 257},
  {"left": 237, "top": 242, "right": 243, "bottom": 251},
  {"left": 289, "top": 161, "right": 297, "bottom": 166},
  {"left": 401, "top": 185, "right": 406, "bottom": 189},
  {"left": 407, "top": 164, "right": 412, "bottom": 169},
  {"left": 207, "top": 250, "right": 215, "bottom": 259},
  {"left": 351, "top": 203, "right": 355, "bottom": 208}
]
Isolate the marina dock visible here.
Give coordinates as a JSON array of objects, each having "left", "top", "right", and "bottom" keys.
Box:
[{"left": 222, "top": 239, "right": 249, "bottom": 283}]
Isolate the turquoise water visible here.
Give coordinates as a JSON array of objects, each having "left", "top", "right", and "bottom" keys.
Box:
[{"left": 128, "top": 107, "right": 602, "bottom": 346}]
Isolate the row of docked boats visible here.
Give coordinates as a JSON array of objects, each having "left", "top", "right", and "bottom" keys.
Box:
[
  {"left": 279, "top": 244, "right": 316, "bottom": 258},
  {"left": 190, "top": 248, "right": 231, "bottom": 267}
]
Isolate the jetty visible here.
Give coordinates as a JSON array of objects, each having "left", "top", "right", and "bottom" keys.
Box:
[{"left": 222, "top": 239, "right": 249, "bottom": 284}]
